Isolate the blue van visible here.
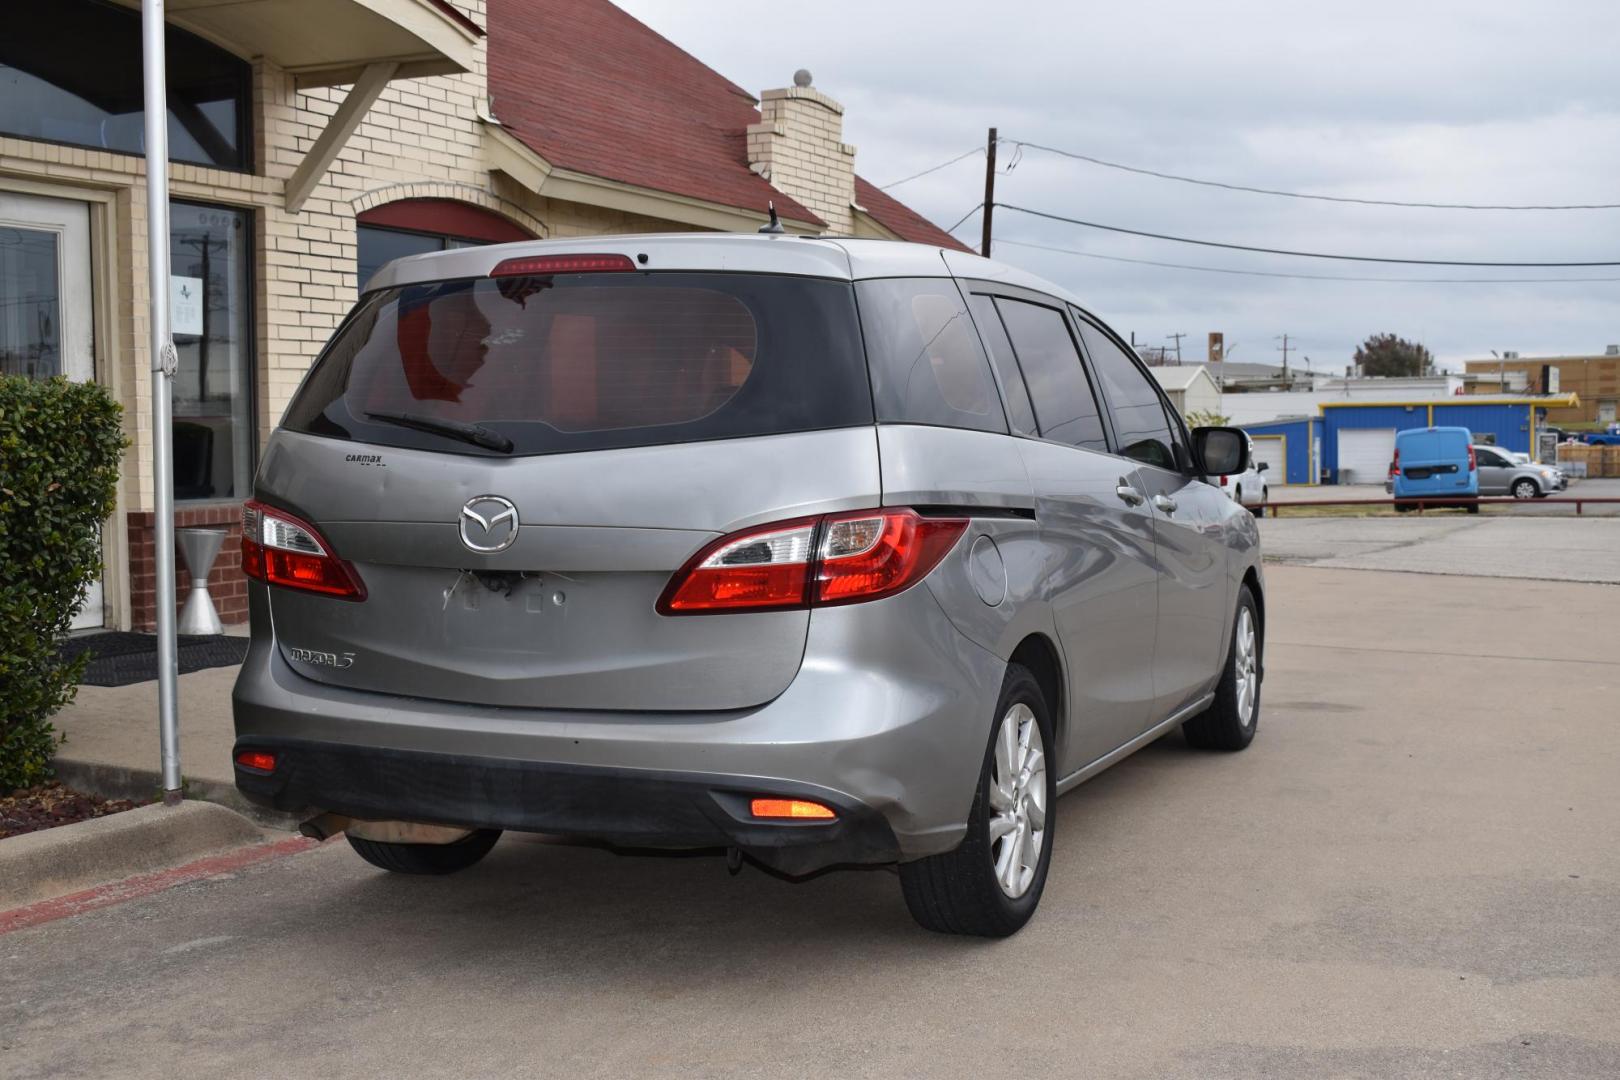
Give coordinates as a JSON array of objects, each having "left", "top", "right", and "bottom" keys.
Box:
[{"left": 1389, "top": 426, "right": 1479, "bottom": 511}]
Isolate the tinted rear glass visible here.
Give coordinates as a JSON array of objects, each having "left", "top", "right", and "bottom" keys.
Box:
[
  {"left": 283, "top": 272, "right": 872, "bottom": 456},
  {"left": 856, "top": 278, "right": 1007, "bottom": 435}
]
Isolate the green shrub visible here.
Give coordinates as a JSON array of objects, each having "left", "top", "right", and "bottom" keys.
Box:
[{"left": 0, "top": 376, "right": 125, "bottom": 791}]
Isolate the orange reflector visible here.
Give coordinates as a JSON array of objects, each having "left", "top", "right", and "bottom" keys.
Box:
[
  {"left": 750, "top": 798, "right": 835, "bottom": 820},
  {"left": 235, "top": 750, "right": 277, "bottom": 773}
]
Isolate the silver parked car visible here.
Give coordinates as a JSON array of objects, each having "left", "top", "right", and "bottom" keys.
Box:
[
  {"left": 233, "top": 235, "right": 1264, "bottom": 937},
  {"left": 1474, "top": 444, "right": 1565, "bottom": 498}
]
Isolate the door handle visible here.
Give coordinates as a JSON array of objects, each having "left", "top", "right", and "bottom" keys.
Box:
[
  {"left": 1115, "top": 482, "right": 1145, "bottom": 506},
  {"left": 1153, "top": 493, "right": 1178, "bottom": 514}
]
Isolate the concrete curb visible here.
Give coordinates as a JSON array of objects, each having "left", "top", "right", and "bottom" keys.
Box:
[
  {"left": 52, "top": 757, "right": 301, "bottom": 831},
  {"left": 0, "top": 800, "right": 274, "bottom": 909}
]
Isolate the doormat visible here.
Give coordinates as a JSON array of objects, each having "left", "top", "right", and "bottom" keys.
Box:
[{"left": 60, "top": 632, "right": 250, "bottom": 688}]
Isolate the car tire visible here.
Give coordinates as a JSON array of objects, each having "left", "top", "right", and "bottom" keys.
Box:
[
  {"left": 347, "top": 829, "right": 501, "bottom": 875},
  {"left": 1233, "top": 485, "right": 1242, "bottom": 506},
  {"left": 1183, "top": 585, "right": 1261, "bottom": 752},
  {"left": 1512, "top": 478, "right": 1539, "bottom": 500},
  {"left": 899, "top": 664, "right": 1055, "bottom": 938},
  {"left": 1466, "top": 502, "right": 1481, "bottom": 515}
]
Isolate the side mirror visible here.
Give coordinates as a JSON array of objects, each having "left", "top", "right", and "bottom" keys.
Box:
[
  {"left": 1192, "top": 427, "right": 1249, "bottom": 476},
  {"left": 1256, "top": 461, "right": 1269, "bottom": 473}
]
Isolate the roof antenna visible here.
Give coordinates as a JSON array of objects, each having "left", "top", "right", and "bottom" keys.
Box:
[{"left": 759, "top": 201, "right": 785, "bottom": 234}]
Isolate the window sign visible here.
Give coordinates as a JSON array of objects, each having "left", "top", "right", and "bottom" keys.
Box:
[{"left": 171, "top": 276, "right": 204, "bottom": 337}]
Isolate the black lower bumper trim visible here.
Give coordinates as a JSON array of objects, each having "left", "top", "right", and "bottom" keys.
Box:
[{"left": 233, "top": 737, "right": 899, "bottom": 876}]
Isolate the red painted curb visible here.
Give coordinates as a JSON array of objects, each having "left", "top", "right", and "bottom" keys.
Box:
[{"left": 0, "top": 833, "right": 321, "bottom": 935}]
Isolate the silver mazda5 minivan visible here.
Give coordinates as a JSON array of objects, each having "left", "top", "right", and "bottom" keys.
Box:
[{"left": 232, "top": 234, "right": 1263, "bottom": 936}]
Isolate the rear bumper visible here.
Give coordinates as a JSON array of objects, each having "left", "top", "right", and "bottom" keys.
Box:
[
  {"left": 233, "top": 738, "right": 898, "bottom": 876},
  {"left": 232, "top": 582, "right": 1006, "bottom": 872}
]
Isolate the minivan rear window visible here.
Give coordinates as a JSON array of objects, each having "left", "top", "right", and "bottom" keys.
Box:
[{"left": 283, "top": 272, "right": 872, "bottom": 456}]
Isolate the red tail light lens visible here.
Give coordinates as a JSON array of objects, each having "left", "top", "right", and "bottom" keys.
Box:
[
  {"left": 1467, "top": 444, "right": 1477, "bottom": 471},
  {"left": 1389, "top": 449, "right": 1400, "bottom": 477},
  {"left": 657, "top": 509, "right": 967, "bottom": 615},
  {"left": 657, "top": 516, "right": 818, "bottom": 613},
  {"left": 241, "top": 500, "right": 367, "bottom": 601},
  {"left": 814, "top": 509, "right": 967, "bottom": 606},
  {"left": 490, "top": 253, "right": 635, "bottom": 276},
  {"left": 1219, "top": 474, "right": 1229, "bottom": 487}
]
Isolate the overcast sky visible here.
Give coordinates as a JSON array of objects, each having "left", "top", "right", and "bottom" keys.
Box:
[{"left": 615, "top": 0, "right": 1620, "bottom": 371}]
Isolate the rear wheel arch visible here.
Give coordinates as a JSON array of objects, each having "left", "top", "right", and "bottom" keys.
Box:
[{"left": 1008, "top": 634, "right": 1065, "bottom": 763}]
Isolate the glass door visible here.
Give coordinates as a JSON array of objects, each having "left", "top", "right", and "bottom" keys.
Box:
[{"left": 1, "top": 191, "right": 101, "bottom": 627}]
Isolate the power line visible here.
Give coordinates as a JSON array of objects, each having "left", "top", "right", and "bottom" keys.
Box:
[
  {"left": 944, "top": 202, "right": 985, "bottom": 234},
  {"left": 878, "top": 146, "right": 984, "bottom": 190},
  {"left": 993, "top": 238, "right": 1620, "bottom": 284},
  {"left": 995, "top": 204, "right": 1620, "bottom": 267},
  {"left": 1004, "top": 138, "right": 1620, "bottom": 211}
]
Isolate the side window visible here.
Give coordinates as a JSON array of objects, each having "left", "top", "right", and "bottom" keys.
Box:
[
  {"left": 1478, "top": 449, "right": 1504, "bottom": 467},
  {"left": 1161, "top": 398, "right": 1195, "bottom": 474},
  {"left": 855, "top": 278, "right": 1007, "bottom": 434},
  {"left": 1075, "top": 315, "right": 1178, "bottom": 472},
  {"left": 993, "top": 298, "right": 1108, "bottom": 452},
  {"left": 964, "top": 292, "right": 1037, "bottom": 435}
]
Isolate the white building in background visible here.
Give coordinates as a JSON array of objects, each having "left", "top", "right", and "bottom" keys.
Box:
[
  {"left": 1218, "top": 373, "right": 1470, "bottom": 425},
  {"left": 1150, "top": 365, "right": 1223, "bottom": 419}
]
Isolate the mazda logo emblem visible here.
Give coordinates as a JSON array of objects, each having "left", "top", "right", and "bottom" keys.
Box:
[{"left": 459, "top": 495, "right": 519, "bottom": 553}]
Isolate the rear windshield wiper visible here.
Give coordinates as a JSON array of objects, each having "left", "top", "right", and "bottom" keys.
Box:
[{"left": 363, "top": 410, "right": 514, "bottom": 453}]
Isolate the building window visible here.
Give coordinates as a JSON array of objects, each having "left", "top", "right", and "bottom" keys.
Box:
[
  {"left": 356, "top": 200, "right": 535, "bottom": 290},
  {"left": 171, "top": 202, "right": 253, "bottom": 501},
  {"left": 0, "top": 0, "right": 251, "bottom": 171}
]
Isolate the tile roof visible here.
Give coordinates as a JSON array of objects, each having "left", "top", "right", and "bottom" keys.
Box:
[
  {"left": 487, "top": 0, "right": 819, "bottom": 225},
  {"left": 487, "top": 0, "right": 965, "bottom": 249},
  {"left": 853, "top": 176, "right": 974, "bottom": 252}
]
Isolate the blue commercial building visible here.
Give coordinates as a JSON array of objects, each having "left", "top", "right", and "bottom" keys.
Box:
[
  {"left": 1318, "top": 395, "right": 1577, "bottom": 484},
  {"left": 1238, "top": 417, "right": 1320, "bottom": 485}
]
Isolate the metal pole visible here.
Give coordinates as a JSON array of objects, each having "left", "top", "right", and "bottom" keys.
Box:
[
  {"left": 981, "top": 127, "right": 996, "bottom": 258},
  {"left": 143, "top": 0, "right": 183, "bottom": 804}
]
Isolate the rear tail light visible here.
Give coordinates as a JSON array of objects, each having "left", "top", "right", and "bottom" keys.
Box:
[
  {"left": 657, "top": 508, "right": 968, "bottom": 615},
  {"left": 1219, "top": 474, "right": 1229, "bottom": 487},
  {"left": 1467, "top": 444, "right": 1477, "bottom": 471},
  {"left": 490, "top": 253, "right": 635, "bottom": 276},
  {"left": 241, "top": 499, "right": 367, "bottom": 601},
  {"left": 1389, "top": 449, "right": 1400, "bottom": 478}
]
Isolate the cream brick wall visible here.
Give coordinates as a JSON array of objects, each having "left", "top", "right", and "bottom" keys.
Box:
[{"left": 747, "top": 85, "right": 857, "bottom": 234}]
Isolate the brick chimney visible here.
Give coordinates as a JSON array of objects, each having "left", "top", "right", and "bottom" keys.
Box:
[{"left": 746, "top": 70, "right": 856, "bottom": 233}]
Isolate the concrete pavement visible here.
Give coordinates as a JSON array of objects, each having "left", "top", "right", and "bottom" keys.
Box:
[
  {"left": 1260, "top": 515, "right": 1620, "bottom": 583},
  {"left": 1265, "top": 477, "right": 1620, "bottom": 515},
  {"left": 5, "top": 564, "right": 1617, "bottom": 1079}
]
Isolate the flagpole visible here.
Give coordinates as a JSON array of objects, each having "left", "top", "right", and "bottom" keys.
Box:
[{"left": 143, "top": 0, "right": 183, "bottom": 804}]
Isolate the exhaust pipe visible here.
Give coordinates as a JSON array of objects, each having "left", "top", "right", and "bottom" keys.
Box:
[{"left": 298, "top": 813, "right": 473, "bottom": 845}]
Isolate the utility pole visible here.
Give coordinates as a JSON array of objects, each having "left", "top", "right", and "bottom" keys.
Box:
[
  {"left": 1275, "top": 333, "right": 1293, "bottom": 378},
  {"left": 980, "top": 127, "right": 996, "bottom": 258},
  {"left": 1167, "top": 332, "right": 1186, "bottom": 365}
]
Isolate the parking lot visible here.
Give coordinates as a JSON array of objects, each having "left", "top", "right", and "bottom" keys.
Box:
[
  {"left": 1260, "top": 514, "right": 1620, "bottom": 583},
  {"left": 5, "top": 548, "right": 1617, "bottom": 1079}
]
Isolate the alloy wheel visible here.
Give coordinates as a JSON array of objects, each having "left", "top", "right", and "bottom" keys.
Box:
[
  {"left": 1234, "top": 607, "right": 1257, "bottom": 726},
  {"left": 987, "top": 703, "right": 1047, "bottom": 899}
]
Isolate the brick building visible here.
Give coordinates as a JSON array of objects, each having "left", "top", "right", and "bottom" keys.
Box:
[
  {"left": 0, "top": 0, "right": 967, "bottom": 632},
  {"left": 1462, "top": 350, "right": 1620, "bottom": 428}
]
